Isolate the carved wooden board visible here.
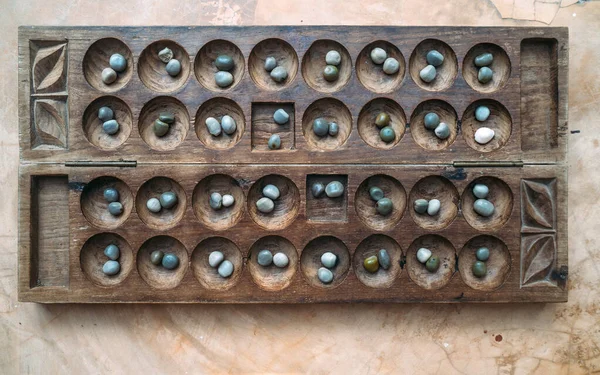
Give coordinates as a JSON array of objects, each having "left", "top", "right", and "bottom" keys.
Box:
[{"left": 18, "top": 26, "right": 568, "bottom": 303}]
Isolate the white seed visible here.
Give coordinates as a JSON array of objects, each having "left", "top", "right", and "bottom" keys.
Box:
[
  {"left": 222, "top": 194, "right": 235, "bottom": 208},
  {"left": 416, "top": 248, "right": 432, "bottom": 264},
  {"left": 474, "top": 127, "right": 495, "bottom": 145}
]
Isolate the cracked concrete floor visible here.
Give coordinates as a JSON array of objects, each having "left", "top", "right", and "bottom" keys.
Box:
[{"left": 1, "top": 0, "right": 600, "bottom": 373}]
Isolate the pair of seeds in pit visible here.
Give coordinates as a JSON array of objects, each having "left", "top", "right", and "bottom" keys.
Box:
[
  {"left": 103, "top": 188, "right": 123, "bottom": 216},
  {"left": 150, "top": 250, "right": 180, "bottom": 270},
  {"left": 374, "top": 112, "right": 396, "bottom": 143},
  {"left": 416, "top": 247, "right": 440, "bottom": 273},
  {"left": 264, "top": 56, "right": 288, "bottom": 83},
  {"left": 101, "top": 53, "right": 127, "bottom": 85},
  {"left": 205, "top": 115, "right": 237, "bottom": 137},
  {"left": 214, "top": 54, "right": 236, "bottom": 88},
  {"left": 146, "top": 192, "right": 178, "bottom": 213},
  {"left": 368, "top": 186, "right": 393, "bottom": 216},
  {"left": 472, "top": 183, "right": 495, "bottom": 217},
  {"left": 413, "top": 198, "right": 441, "bottom": 216},
  {"left": 257, "top": 249, "right": 289, "bottom": 268},
  {"left": 312, "top": 118, "right": 339, "bottom": 138},
  {"left": 98, "top": 106, "right": 119, "bottom": 136},
  {"left": 256, "top": 184, "right": 280, "bottom": 214},
  {"left": 157, "top": 47, "right": 182, "bottom": 77},
  {"left": 209, "top": 192, "right": 235, "bottom": 210},
  {"left": 423, "top": 112, "right": 450, "bottom": 140},
  {"left": 311, "top": 181, "right": 345, "bottom": 199},
  {"left": 317, "top": 251, "right": 338, "bottom": 284},
  {"left": 419, "top": 49, "right": 444, "bottom": 83},
  {"left": 472, "top": 246, "right": 490, "bottom": 278},
  {"left": 473, "top": 105, "right": 495, "bottom": 145},
  {"left": 474, "top": 52, "right": 494, "bottom": 84},
  {"left": 363, "top": 249, "right": 391, "bottom": 273},
  {"left": 369, "top": 48, "right": 400, "bottom": 75},
  {"left": 102, "top": 244, "right": 122, "bottom": 276},
  {"left": 153, "top": 112, "right": 175, "bottom": 137},
  {"left": 268, "top": 108, "right": 291, "bottom": 150},
  {"left": 208, "top": 251, "right": 234, "bottom": 278}
]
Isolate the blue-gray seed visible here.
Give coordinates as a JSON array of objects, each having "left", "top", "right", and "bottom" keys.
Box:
[
  {"left": 220, "top": 115, "right": 237, "bottom": 135},
  {"left": 318, "top": 267, "right": 334, "bottom": 284},
  {"left": 426, "top": 50, "right": 444, "bottom": 67},
  {"left": 159, "top": 192, "right": 177, "bottom": 209},
  {"left": 473, "top": 199, "right": 495, "bottom": 217},
  {"left": 434, "top": 122, "right": 450, "bottom": 140},
  {"left": 369, "top": 187, "right": 384, "bottom": 201},
  {"left": 215, "top": 55, "right": 234, "bottom": 71},
  {"left": 475, "top": 106, "right": 491, "bottom": 122},
  {"left": 414, "top": 199, "right": 429, "bottom": 214},
  {"left": 162, "top": 253, "right": 179, "bottom": 270},
  {"left": 313, "top": 118, "right": 329, "bottom": 137},
  {"left": 377, "top": 249, "right": 391, "bottom": 270},
  {"left": 474, "top": 53, "right": 493, "bottom": 67},
  {"left": 215, "top": 71, "right": 234, "bottom": 87},
  {"left": 218, "top": 260, "right": 234, "bottom": 278},
  {"left": 102, "top": 260, "right": 120, "bottom": 276},
  {"left": 472, "top": 184, "right": 489, "bottom": 199},
  {"left": 166, "top": 59, "right": 181, "bottom": 77},
  {"left": 209, "top": 192, "right": 223, "bottom": 210},
  {"left": 262, "top": 184, "right": 280, "bottom": 200},
  {"left": 98, "top": 106, "right": 114, "bottom": 122},
  {"left": 257, "top": 249, "right": 273, "bottom": 266},
  {"left": 382, "top": 57, "right": 400, "bottom": 75},
  {"left": 205, "top": 117, "right": 222, "bottom": 137},
  {"left": 370, "top": 48, "right": 387, "bottom": 65},
  {"left": 268, "top": 134, "right": 281, "bottom": 149},
  {"left": 478, "top": 67, "right": 493, "bottom": 83},
  {"left": 325, "top": 181, "right": 344, "bottom": 198},
  {"left": 424, "top": 112, "right": 440, "bottom": 130},
  {"left": 264, "top": 56, "right": 277, "bottom": 72},
  {"left": 103, "top": 188, "right": 119, "bottom": 203},
  {"left": 108, "top": 202, "right": 123, "bottom": 216},
  {"left": 311, "top": 182, "right": 325, "bottom": 198},
  {"left": 328, "top": 122, "right": 339, "bottom": 136},
  {"left": 208, "top": 251, "right": 224, "bottom": 268},
  {"left": 476, "top": 247, "right": 490, "bottom": 261},
  {"left": 256, "top": 197, "right": 275, "bottom": 213},
  {"left": 376, "top": 198, "right": 393, "bottom": 216},
  {"left": 101, "top": 68, "right": 117, "bottom": 84},
  {"left": 102, "top": 120, "right": 119, "bottom": 135},
  {"left": 273, "top": 109, "right": 289, "bottom": 125},
  {"left": 419, "top": 65, "right": 437, "bottom": 83},
  {"left": 427, "top": 199, "right": 441, "bottom": 216},
  {"left": 104, "top": 244, "right": 120, "bottom": 260},
  {"left": 146, "top": 198, "right": 161, "bottom": 213},
  {"left": 109, "top": 53, "right": 127, "bottom": 73},
  {"left": 270, "top": 66, "right": 288, "bottom": 82}
]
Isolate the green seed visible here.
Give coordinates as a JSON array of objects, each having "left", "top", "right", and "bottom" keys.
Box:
[
  {"left": 323, "top": 65, "right": 339, "bottom": 82},
  {"left": 376, "top": 198, "right": 393, "bottom": 216},
  {"left": 379, "top": 126, "right": 396, "bottom": 143},
  {"left": 476, "top": 247, "right": 490, "bottom": 261},
  {"left": 478, "top": 67, "right": 493, "bottom": 83},
  {"left": 154, "top": 119, "right": 170, "bottom": 137},
  {"left": 375, "top": 112, "right": 390, "bottom": 128},
  {"left": 369, "top": 186, "right": 384, "bottom": 201},
  {"left": 159, "top": 112, "right": 175, "bottom": 124},
  {"left": 363, "top": 255, "right": 379, "bottom": 273},
  {"left": 472, "top": 261, "right": 487, "bottom": 278},
  {"left": 474, "top": 52, "right": 493, "bottom": 67},
  {"left": 150, "top": 250, "right": 164, "bottom": 265},
  {"left": 425, "top": 255, "right": 440, "bottom": 273}
]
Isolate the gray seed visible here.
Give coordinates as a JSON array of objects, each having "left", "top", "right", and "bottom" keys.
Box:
[
  {"left": 209, "top": 192, "right": 223, "bottom": 210},
  {"left": 101, "top": 67, "right": 117, "bottom": 84},
  {"left": 474, "top": 199, "right": 495, "bottom": 217},
  {"left": 215, "top": 55, "right": 234, "bottom": 71},
  {"left": 270, "top": 66, "right": 288, "bottom": 82},
  {"left": 162, "top": 253, "right": 179, "bottom": 270},
  {"left": 215, "top": 71, "right": 234, "bottom": 87},
  {"left": 475, "top": 106, "right": 491, "bottom": 122},
  {"left": 313, "top": 118, "right": 329, "bottom": 137},
  {"left": 102, "top": 119, "right": 119, "bottom": 135},
  {"left": 377, "top": 249, "right": 391, "bottom": 270},
  {"left": 220, "top": 115, "right": 237, "bottom": 135},
  {"left": 473, "top": 184, "right": 489, "bottom": 199},
  {"left": 474, "top": 52, "right": 493, "bottom": 67},
  {"left": 376, "top": 198, "right": 393, "bottom": 216},
  {"left": 323, "top": 65, "right": 339, "bottom": 82},
  {"left": 104, "top": 244, "right": 120, "bottom": 261},
  {"left": 262, "top": 184, "right": 280, "bottom": 200},
  {"left": 158, "top": 47, "right": 173, "bottom": 63},
  {"left": 311, "top": 183, "right": 325, "bottom": 198},
  {"left": 108, "top": 202, "right": 123, "bottom": 216},
  {"left": 146, "top": 198, "right": 161, "bottom": 213},
  {"left": 264, "top": 56, "right": 277, "bottom": 72},
  {"left": 159, "top": 192, "right": 178, "bottom": 209},
  {"left": 222, "top": 194, "right": 235, "bottom": 208},
  {"left": 434, "top": 122, "right": 450, "bottom": 140},
  {"left": 166, "top": 59, "right": 181, "bottom": 77},
  {"left": 426, "top": 50, "right": 444, "bottom": 67},
  {"left": 419, "top": 65, "right": 436, "bottom": 83},
  {"left": 414, "top": 199, "right": 429, "bottom": 214},
  {"left": 268, "top": 134, "right": 281, "bottom": 149},
  {"left": 98, "top": 106, "right": 114, "bottom": 122},
  {"left": 317, "top": 267, "right": 334, "bottom": 284},
  {"left": 103, "top": 188, "right": 119, "bottom": 203},
  {"left": 325, "top": 181, "right": 344, "bottom": 198},
  {"left": 257, "top": 249, "right": 273, "bottom": 266},
  {"left": 208, "top": 251, "right": 224, "bottom": 268},
  {"left": 102, "top": 260, "right": 120, "bottom": 276},
  {"left": 205, "top": 117, "right": 222, "bottom": 137},
  {"left": 320, "top": 252, "right": 337, "bottom": 268},
  {"left": 218, "top": 260, "right": 234, "bottom": 278},
  {"left": 476, "top": 247, "right": 490, "bottom": 262},
  {"left": 159, "top": 112, "right": 175, "bottom": 124},
  {"left": 150, "top": 250, "right": 164, "bottom": 265},
  {"left": 109, "top": 53, "right": 127, "bottom": 73},
  {"left": 273, "top": 109, "right": 289, "bottom": 125},
  {"left": 427, "top": 198, "right": 441, "bottom": 216},
  {"left": 256, "top": 197, "right": 275, "bottom": 213},
  {"left": 379, "top": 126, "right": 396, "bottom": 143},
  {"left": 382, "top": 57, "right": 400, "bottom": 75},
  {"left": 328, "top": 122, "right": 339, "bottom": 136},
  {"left": 273, "top": 252, "right": 289, "bottom": 268},
  {"left": 325, "top": 50, "right": 342, "bottom": 66},
  {"left": 154, "top": 119, "right": 170, "bottom": 137},
  {"left": 424, "top": 112, "right": 440, "bottom": 130},
  {"left": 478, "top": 67, "right": 493, "bottom": 83},
  {"left": 369, "top": 186, "right": 384, "bottom": 201},
  {"left": 370, "top": 48, "right": 387, "bottom": 65}
]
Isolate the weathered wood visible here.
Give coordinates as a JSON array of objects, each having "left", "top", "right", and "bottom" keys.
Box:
[{"left": 18, "top": 26, "right": 568, "bottom": 303}]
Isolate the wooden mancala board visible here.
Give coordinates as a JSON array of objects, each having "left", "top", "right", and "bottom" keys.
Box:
[{"left": 18, "top": 26, "right": 568, "bottom": 303}]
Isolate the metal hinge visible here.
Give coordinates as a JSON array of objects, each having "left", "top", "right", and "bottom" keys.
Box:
[
  {"left": 452, "top": 160, "right": 524, "bottom": 168},
  {"left": 65, "top": 160, "right": 137, "bottom": 167}
]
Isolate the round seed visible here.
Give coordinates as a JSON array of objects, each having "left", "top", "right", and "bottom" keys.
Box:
[
  {"left": 382, "top": 57, "right": 400, "bottom": 75},
  {"left": 325, "top": 50, "right": 341, "bottom": 66},
  {"left": 426, "top": 50, "right": 444, "bottom": 67},
  {"left": 218, "top": 260, "right": 234, "bottom": 278},
  {"left": 328, "top": 122, "right": 339, "bottom": 136},
  {"left": 150, "top": 250, "right": 164, "bottom": 265},
  {"left": 146, "top": 198, "right": 161, "bottom": 213},
  {"left": 108, "top": 202, "right": 123, "bottom": 216},
  {"left": 165, "top": 59, "right": 181, "bottom": 77},
  {"left": 416, "top": 248, "right": 432, "bottom": 264},
  {"left": 425, "top": 256, "right": 440, "bottom": 272},
  {"left": 376, "top": 197, "right": 393, "bottom": 216},
  {"left": 472, "top": 261, "right": 487, "bottom": 278},
  {"left": 434, "top": 122, "right": 450, "bottom": 140},
  {"left": 268, "top": 134, "right": 281, "bottom": 149},
  {"left": 101, "top": 67, "right": 117, "bottom": 84},
  {"left": 222, "top": 194, "right": 235, "bottom": 208},
  {"left": 162, "top": 253, "right": 179, "bottom": 270},
  {"left": 262, "top": 184, "right": 280, "bottom": 200},
  {"left": 102, "top": 260, "right": 120, "bottom": 276},
  {"left": 325, "top": 181, "right": 344, "bottom": 198},
  {"left": 313, "top": 118, "right": 329, "bottom": 137},
  {"left": 273, "top": 109, "right": 289, "bottom": 125},
  {"left": 215, "top": 71, "right": 234, "bottom": 87},
  {"left": 158, "top": 47, "right": 173, "bottom": 63},
  {"left": 153, "top": 119, "right": 170, "bottom": 137},
  {"left": 264, "top": 56, "right": 277, "bottom": 72},
  {"left": 377, "top": 249, "right": 391, "bottom": 270},
  {"left": 104, "top": 244, "right": 120, "bottom": 261},
  {"left": 474, "top": 52, "right": 493, "bottom": 67},
  {"left": 109, "top": 53, "right": 127, "bottom": 73},
  {"left": 419, "top": 65, "right": 436, "bottom": 83},
  {"left": 214, "top": 55, "right": 234, "bottom": 71},
  {"left": 209, "top": 192, "right": 223, "bottom": 210},
  {"left": 159, "top": 192, "right": 177, "bottom": 209},
  {"left": 369, "top": 186, "right": 384, "bottom": 201},
  {"left": 474, "top": 127, "right": 495, "bottom": 145},
  {"left": 472, "top": 184, "right": 489, "bottom": 199},
  {"left": 273, "top": 252, "right": 289, "bottom": 268},
  {"left": 317, "top": 267, "right": 334, "bottom": 284},
  {"left": 270, "top": 66, "right": 288, "bottom": 82},
  {"left": 370, "top": 48, "right": 387, "bottom": 64},
  {"left": 424, "top": 112, "right": 440, "bottom": 130},
  {"left": 379, "top": 126, "right": 396, "bottom": 143},
  {"left": 414, "top": 199, "right": 429, "bottom": 214},
  {"left": 311, "top": 183, "right": 325, "bottom": 198},
  {"left": 103, "top": 188, "right": 119, "bottom": 203},
  {"left": 205, "top": 117, "right": 222, "bottom": 137},
  {"left": 220, "top": 115, "right": 237, "bottom": 135},
  {"left": 475, "top": 106, "right": 491, "bottom": 122},
  {"left": 321, "top": 252, "right": 337, "bottom": 268},
  {"left": 159, "top": 112, "right": 175, "bottom": 124},
  {"left": 476, "top": 247, "right": 490, "bottom": 262},
  {"left": 257, "top": 249, "right": 273, "bottom": 266},
  {"left": 98, "top": 106, "right": 114, "bottom": 122},
  {"left": 427, "top": 198, "right": 441, "bottom": 216},
  {"left": 375, "top": 112, "right": 390, "bottom": 128},
  {"left": 208, "top": 251, "right": 224, "bottom": 268},
  {"left": 473, "top": 199, "right": 495, "bottom": 217},
  {"left": 256, "top": 197, "right": 275, "bottom": 213},
  {"left": 363, "top": 255, "right": 379, "bottom": 273}
]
